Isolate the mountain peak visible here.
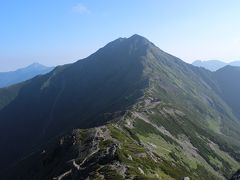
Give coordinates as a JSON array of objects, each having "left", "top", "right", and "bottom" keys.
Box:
[
  {"left": 129, "top": 34, "right": 146, "bottom": 40},
  {"left": 27, "top": 62, "right": 47, "bottom": 69},
  {"left": 0, "top": 63, "right": 54, "bottom": 88},
  {"left": 127, "top": 34, "right": 151, "bottom": 44},
  {"left": 90, "top": 34, "right": 155, "bottom": 61},
  {"left": 107, "top": 34, "right": 151, "bottom": 46}
]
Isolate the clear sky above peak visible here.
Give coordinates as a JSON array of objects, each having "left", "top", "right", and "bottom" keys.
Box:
[{"left": 1, "top": 0, "right": 240, "bottom": 71}]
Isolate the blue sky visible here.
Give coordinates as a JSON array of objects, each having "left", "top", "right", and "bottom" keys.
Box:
[{"left": 1, "top": 0, "right": 240, "bottom": 71}]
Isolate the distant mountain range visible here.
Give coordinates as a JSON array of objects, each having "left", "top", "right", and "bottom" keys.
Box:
[
  {"left": 0, "top": 35, "right": 240, "bottom": 179},
  {"left": 192, "top": 60, "right": 240, "bottom": 71},
  {"left": 0, "top": 63, "right": 54, "bottom": 88}
]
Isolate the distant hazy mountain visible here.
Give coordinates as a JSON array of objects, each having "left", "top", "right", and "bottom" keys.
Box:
[
  {"left": 1, "top": 35, "right": 240, "bottom": 179},
  {"left": 0, "top": 63, "right": 54, "bottom": 88},
  {"left": 229, "top": 61, "right": 240, "bottom": 66},
  {"left": 214, "top": 65, "right": 240, "bottom": 118},
  {"left": 192, "top": 60, "right": 240, "bottom": 71}
]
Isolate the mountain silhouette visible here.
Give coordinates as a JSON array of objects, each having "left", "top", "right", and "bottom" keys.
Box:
[{"left": 0, "top": 63, "right": 54, "bottom": 88}]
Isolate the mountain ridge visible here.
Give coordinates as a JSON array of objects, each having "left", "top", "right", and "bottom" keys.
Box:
[{"left": 0, "top": 35, "right": 240, "bottom": 179}]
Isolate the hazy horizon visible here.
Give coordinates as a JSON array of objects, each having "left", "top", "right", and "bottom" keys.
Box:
[
  {"left": 1, "top": 46, "right": 240, "bottom": 73},
  {"left": 1, "top": 0, "right": 240, "bottom": 71}
]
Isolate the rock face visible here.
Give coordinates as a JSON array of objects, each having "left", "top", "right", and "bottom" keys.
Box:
[
  {"left": 3, "top": 125, "right": 166, "bottom": 180},
  {"left": 1, "top": 35, "right": 240, "bottom": 179}
]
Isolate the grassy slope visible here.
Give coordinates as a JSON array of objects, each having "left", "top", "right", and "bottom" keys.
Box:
[
  {"left": 123, "top": 45, "right": 240, "bottom": 178},
  {"left": 5, "top": 118, "right": 238, "bottom": 180},
  {"left": 0, "top": 82, "right": 24, "bottom": 110}
]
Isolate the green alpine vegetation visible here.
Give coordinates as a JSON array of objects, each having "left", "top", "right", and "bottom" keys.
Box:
[{"left": 0, "top": 35, "right": 240, "bottom": 179}]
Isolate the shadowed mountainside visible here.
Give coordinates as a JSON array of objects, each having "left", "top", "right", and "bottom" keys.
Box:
[{"left": 213, "top": 66, "right": 240, "bottom": 118}]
